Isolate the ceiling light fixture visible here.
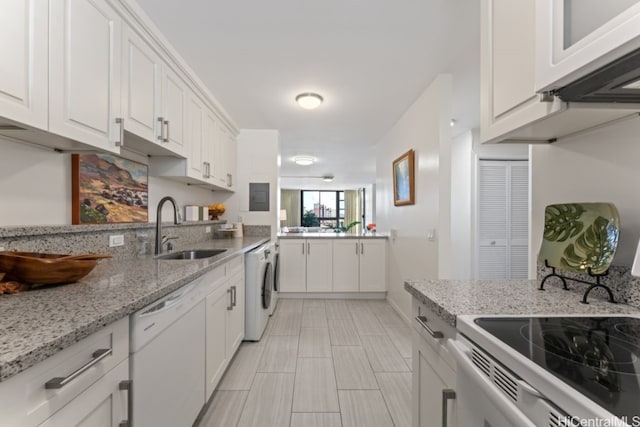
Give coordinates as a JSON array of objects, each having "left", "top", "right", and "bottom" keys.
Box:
[
  {"left": 450, "top": 119, "right": 457, "bottom": 127},
  {"left": 322, "top": 175, "right": 334, "bottom": 182},
  {"left": 294, "top": 155, "right": 315, "bottom": 166},
  {"left": 296, "top": 93, "right": 323, "bottom": 110}
]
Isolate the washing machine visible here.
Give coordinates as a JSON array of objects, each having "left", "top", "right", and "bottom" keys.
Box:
[
  {"left": 244, "top": 242, "right": 273, "bottom": 341},
  {"left": 269, "top": 241, "right": 280, "bottom": 316}
]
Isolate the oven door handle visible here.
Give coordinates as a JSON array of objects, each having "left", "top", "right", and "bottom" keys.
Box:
[{"left": 448, "top": 339, "right": 537, "bottom": 427}]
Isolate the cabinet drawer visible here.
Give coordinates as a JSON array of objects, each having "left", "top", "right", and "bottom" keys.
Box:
[
  {"left": 411, "top": 298, "right": 456, "bottom": 371},
  {"left": 0, "top": 316, "right": 129, "bottom": 426},
  {"left": 226, "top": 255, "right": 244, "bottom": 277},
  {"left": 203, "top": 264, "right": 226, "bottom": 294}
]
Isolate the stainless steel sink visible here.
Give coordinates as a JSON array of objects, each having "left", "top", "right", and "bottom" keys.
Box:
[{"left": 156, "top": 249, "right": 227, "bottom": 260}]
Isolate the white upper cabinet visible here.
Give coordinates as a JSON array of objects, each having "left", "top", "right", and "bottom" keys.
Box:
[
  {"left": 536, "top": 0, "right": 640, "bottom": 92},
  {"left": 122, "top": 26, "right": 162, "bottom": 147},
  {"left": 122, "top": 25, "right": 188, "bottom": 157},
  {"left": 161, "top": 66, "right": 188, "bottom": 155},
  {"left": 187, "top": 93, "right": 206, "bottom": 180},
  {"left": 49, "top": 0, "right": 123, "bottom": 154},
  {"left": 480, "top": 0, "right": 565, "bottom": 143},
  {"left": 480, "top": 0, "right": 640, "bottom": 143},
  {"left": 0, "top": 0, "right": 48, "bottom": 130}
]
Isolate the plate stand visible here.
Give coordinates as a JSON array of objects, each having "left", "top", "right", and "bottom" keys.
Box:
[{"left": 538, "top": 259, "right": 616, "bottom": 304}]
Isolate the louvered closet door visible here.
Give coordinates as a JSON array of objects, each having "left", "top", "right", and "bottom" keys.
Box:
[{"left": 478, "top": 160, "right": 529, "bottom": 279}]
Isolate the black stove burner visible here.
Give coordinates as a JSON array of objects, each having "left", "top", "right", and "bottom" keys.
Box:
[{"left": 475, "top": 316, "right": 640, "bottom": 421}]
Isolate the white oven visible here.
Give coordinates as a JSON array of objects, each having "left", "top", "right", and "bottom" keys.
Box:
[
  {"left": 449, "top": 336, "right": 571, "bottom": 427},
  {"left": 452, "top": 315, "right": 636, "bottom": 427}
]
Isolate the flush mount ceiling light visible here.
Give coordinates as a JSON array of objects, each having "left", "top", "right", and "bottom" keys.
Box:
[
  {"left": 294, "top": 155, "right": 315, "bottom": 166},
  {"left": 322, "top": 175, "right": 334, "bottom": 182},
  {"left": 295, "top": 93, "right": 323, "bottom": 110}
]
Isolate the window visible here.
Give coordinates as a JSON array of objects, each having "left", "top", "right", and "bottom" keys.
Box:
[{"left": 301, "top": 191, "right": 345, "bottom": 228}]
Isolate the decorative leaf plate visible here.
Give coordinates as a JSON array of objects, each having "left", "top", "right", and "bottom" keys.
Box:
[{"left": 538, "top": 203, "right": 620, "bottom": 275}]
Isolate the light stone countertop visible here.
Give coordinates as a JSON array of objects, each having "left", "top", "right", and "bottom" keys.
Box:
[
  {"left": 405, "top": 279, "right": 640, "bottom": 328},
  {"left": 278, "top": 232, "right": 388, "bottom": 239},
  {"left": 0, "top": 236, "right": 269, "bottom": 382}
]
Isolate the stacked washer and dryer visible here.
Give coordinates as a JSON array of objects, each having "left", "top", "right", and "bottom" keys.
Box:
[{"left": 244, "top": 241, "right": 279, "bottom": 341}]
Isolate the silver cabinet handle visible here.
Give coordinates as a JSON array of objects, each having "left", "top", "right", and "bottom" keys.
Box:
[
  {"left": 164, "top": 120, "right": 170, "bottom": 142},
  {"left": 227, "top": 173, "right": 232, "bottom": 187},
  {"left": 115, "top": 118, "right": 124, "bottom": 147},
  {"left": 231, "top": 285, "right": 237, "bottom": 307},
  {"left": 227, "top": 288, "right": 233, "bottom": 310},
  {"left": 119, "top": 380, "right": 132, "bottom": 427},
  {"left": 442, "top": 389, "right": 456, "bottom": 427},
  {"left": 361, "top": 242, "right": 364, "bottom": 254},
  {"left": 45, "top": 348, "right": 112, "bottom": 389},
  {"left": 415, "top": 315, "right": 444, "bottom": 339},
  {"left": 157, "top": 117, "right": 165, "bottom": 141}
]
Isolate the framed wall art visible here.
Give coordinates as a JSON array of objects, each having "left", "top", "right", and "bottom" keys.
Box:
[
  {"left": 392, "top": 149, "right": 415, "bottom": 206},
  {"left": 72, "top": 154, "right": 149, "bottom": 224}
]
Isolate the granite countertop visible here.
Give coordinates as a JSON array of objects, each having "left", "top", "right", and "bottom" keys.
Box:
[
  {"left": 405, "top": 279, "right": 640, "bottom": 328},
  {"left": 278, "top": 232, "right": 388, "bottom": 239},
  {"left": 0, "top": 236, "right": 269, "bottom": 382}
]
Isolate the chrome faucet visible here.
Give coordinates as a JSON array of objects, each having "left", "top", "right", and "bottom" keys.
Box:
[{"left": 155, "top": 196, "right": 182, "bottom": 255}]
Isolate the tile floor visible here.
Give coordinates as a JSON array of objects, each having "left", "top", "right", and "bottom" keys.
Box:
[{"left": 197, "top": 298, "right": 413, "bottom": 427}]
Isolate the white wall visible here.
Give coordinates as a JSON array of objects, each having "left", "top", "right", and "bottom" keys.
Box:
[
  {"left": 530, "top": 118, "right": 640, "bottom": 274},
  {"left": 375, "top": 74, "right": 452, "bottom": 321},
  {"left": 214, "top": 129, "right": 279, "bottom": 240},
  {"left": 0, "top": 137, "right": 217, "bottom": 226},
  {"left": 449, "top": 131, "right": 473, "bottom": 279}
]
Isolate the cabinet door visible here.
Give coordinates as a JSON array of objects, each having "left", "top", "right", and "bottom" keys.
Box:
[
  {"left": 49, "top": 0, "right": 122, "bottom": 153},
  {"left": 203, "top": 109, "right": 218, "bottom": 185},
  {"left": 333, "top": 240, "right": 360, "bottom": 292},
  {"left": 187, "top": 93, "right": 205, "bottom": 179},
  {"left": 413, "top": 331, "right": 456, "bottom": 427},
  {"left": 536, "top": 1, "right": 640, "bottom": 91},
  {"left": 359, "top": 240, "right": 386, "bottom": 292},
  {"left": 306, "top": 240, "right": 333, "bottom": 292},
  {"left": 224, "top": 129, "right": 237, "bottom": 190},
  {"left": 162, "top": 67, "right": 187, "bottom": 155},
  {"left": 40, "top": 359, "right": 129, "bottom": 427},
  {"left": 0, "top": 0, "right": 47, "bottom": 129},
  {"left": 279, "top": 239, "right": 307, "bottom": 292},
  {"left": 205, "top": 285, "right": 229, "bottom": 400},
  {"left": 226, "top": 273, "right": 245, "bottom": 357},
  {"left": 213, "top": 122, "right": 229, "bottom": 186},
  {"left": 122, "top": 26, "right": 161, "bottom": 144},
  {"left": 480, "top": 0, "right": 564, "bottom": 144}
]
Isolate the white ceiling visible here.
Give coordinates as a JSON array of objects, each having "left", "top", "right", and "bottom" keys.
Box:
[{"left": 136, "top": 0, "right": 480, "bottom": 189}]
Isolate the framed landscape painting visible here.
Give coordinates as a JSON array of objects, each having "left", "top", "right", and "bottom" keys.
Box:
[
  {"left": 72, "top": 154, "right": 149, "bottom": 224},
  {"left": 393, "top": 149, "right": 415, "bottom": 206}
]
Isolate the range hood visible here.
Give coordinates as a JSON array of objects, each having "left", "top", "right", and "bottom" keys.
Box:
[{"left": 553, "top": 47, "right": 640, "bottom": 103}]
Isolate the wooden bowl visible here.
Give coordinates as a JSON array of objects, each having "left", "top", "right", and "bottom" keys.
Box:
[{"left": 0, "top": 252, "right": 110, "bottom": 285}]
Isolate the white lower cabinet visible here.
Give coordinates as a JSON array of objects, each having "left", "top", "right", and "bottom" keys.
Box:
[
  {"left": 279, "top": 239, "right": 307, "bottom": 292},
  {"left": 281, "top": 238, "right": 386, "bottom": 293},
  {"left": 333, "top": 239, "right": 387, "bottom": 292},
  {"left": 40, "top": 359, "right": 129, "bottom": 427},
  {"left": 332, "top": 240, "right": 360, "bottom": 292},
  {"left": 306, "top": 240, "right": 333, "bottom": 292},
  {"left": 412, "top": 298, "right": 457, "bottom": 427},
  {"left": 204, "top": 256, "right": 245, "bottom": 400},
  {"left": 0, "top": 317, "right": 129, "bottom": 427}
]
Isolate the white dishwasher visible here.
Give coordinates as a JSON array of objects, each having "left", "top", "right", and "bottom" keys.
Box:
[{"left": 130, "top": 280, "right": 206, "bottom": 427}]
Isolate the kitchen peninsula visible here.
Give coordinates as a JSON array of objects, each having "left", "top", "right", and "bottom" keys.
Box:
[{"left": 278, "top": 232, "right": 388, "bottom": 295}]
